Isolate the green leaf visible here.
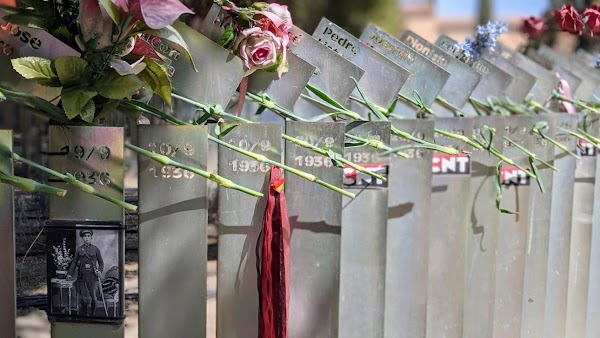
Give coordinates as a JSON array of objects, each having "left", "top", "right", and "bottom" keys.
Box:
[
  {"left": 215, "top": 122, "right": 239, "bottom": 137},
  {"left": 217, "top": 26, "right": 235, "bottom": 49},
  {"left": 387, "top": 98, "right": 398, "bottom": 115},
  {"left": 305, "top": 83, "right": 347, "bottom": 111},
  {"left": 0, "top": 84, "right": 72, "bottom": 124},
  {"left": 0, "top": 9, "right": 52, "bottom": 30},
  {"left": 11, "top": 57, "right": 56, "bottom": 80},
  {"left": 95, "top": 71, "right": 143, "bottom": 99},
  {"left": 255, "top": 105, "right": 267, "bottom": 115},
  {"left": 61, "top": 87, "right": 98, "bottom": 120},
  {"left": 530, "top": 158, "right": 545, "bottom": 193},
  {"left": 52, "top": 26, "right": 77, "bottom": 48},
  {"left": 326, "top": 149, "right": 344, "bottom": 168},
  {"left": 148, "top": 22, "right": 198, "bottom": 72},
  {"left": 140, "top": 59, "right": 172, "bottom": 106},
  {"left": 98, "top": 0, "right": 122, "bottom": 25},
  {"left": 194, "top": 111, "right": 212, "bottom": 125},
  {"left": 80, "top": 100, "right": 96, "bottom": 123},
  {"left": 55, "top": 57, "right": 90, "bottom": 87},
  {"left": 98, "top": 99, "right": 121, "bottom": 121}
]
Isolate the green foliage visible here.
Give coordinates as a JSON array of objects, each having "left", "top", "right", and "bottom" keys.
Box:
[
  {"left": 139, "top": 59, "right": 173, "bottom": 106},
  {"left": 94, "top": 70, "right": 144, "bottom": 99},
  {"left": 61, "top": 87, "right": 97, "bottom": 120}
]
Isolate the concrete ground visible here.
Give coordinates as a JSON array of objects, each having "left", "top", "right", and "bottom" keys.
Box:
[{"left": 16, "top": 260, "right": 218, "bottom": 338}]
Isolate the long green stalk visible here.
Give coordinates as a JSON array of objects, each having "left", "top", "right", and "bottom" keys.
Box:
[{"left": 0, "top": 170, "right": 67, "bottom": 196}]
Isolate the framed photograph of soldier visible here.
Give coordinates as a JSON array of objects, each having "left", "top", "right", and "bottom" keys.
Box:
[{"left": 45, "top": 224, "right": 124, "bottom": 323}]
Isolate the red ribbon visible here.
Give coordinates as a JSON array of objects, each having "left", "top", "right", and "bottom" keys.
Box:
[{"left": 259, "top": 166, "right": 290, "bottom": 338}]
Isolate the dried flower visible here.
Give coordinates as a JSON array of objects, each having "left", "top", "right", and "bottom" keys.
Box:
[
  {"left": 584, "top": 5, "right": 600, "bottom": 36},
  {"left": 554, "top": 4, "right": 585, "bottom": 35},
  {"left": 460, "top": 21, "right": 508, "bottom": 60},
  {"left": 521, "top": 17, "right": 548, "bottom": 39}
]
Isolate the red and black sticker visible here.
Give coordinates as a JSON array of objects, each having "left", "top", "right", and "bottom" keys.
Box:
[
  {"left": 501, "top": 167, "right": 531, "bottom": 186},
  {"left": 343, "top": 164, "right": 389, "bottom": 187},
  {"left": 432, "top": 154, "right": 471, "bottom": 175},
  {"left": 578, "top": 140, "right": 597, "bottom": 157}
]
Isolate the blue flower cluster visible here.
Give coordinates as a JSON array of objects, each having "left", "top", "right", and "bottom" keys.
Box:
[{"left": 459, "top": 21, "right": 509, "bottom": 60}]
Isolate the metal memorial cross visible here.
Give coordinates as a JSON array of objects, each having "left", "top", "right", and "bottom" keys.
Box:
[
  {"left": 534, "top": 46, "right": 600, "bottom": 101},
  {"left": 288, "top": 26, "right": 365, "bottom": 119},
  {"left": 482, "top": 48, "right": 537, "bottom": 104},
  {"left": 312, "top": 18, "right": 410, "bottom": 118},
  {"left": 426, "top": 117, "right": 473, "bottom": 338},
  {"left": 563, "top": 115, "right": 600, "bottom": 338},
  {"left": 543, "top": 114, "right": 578, "bottom": 338},
  {"left": 137, "top": 125, "right": 208, "bottom": 338},
  {"left": 339, "top": 121, "right": 391, "bottom": 338},
  {"left": 0, "top": 130, "right": 15, "bottom": 337},
  {"left": 360, "top": 25, "right": 450, "bottom": 118},
  {"left": 518, "top": 115, "right": 556, "bottom": 338},
  {"left": 285, "top": 121, "right": 345, "bottom": 338},
  {"left": 398, "top": 30, "right": 482, "bottom": 116},
  {"left": 493, "top": 116, "right": 555, "bottom": 338},
  {"left": 0, "top": 10, "right": 79, "bottom": 102},
  {"left": 385, "top": 119, "right": 434, "bottom": 338},
  {"left": 435, "top": 34, "right": 513, "bottom": 115},
  {"left": 497, "top": 44, "right": 559, "bottom": 103},
  {"left": 463, "top": 116, "right": 505, "bottom": 338},
  {"left": 216, "top": 123, "right": 281, "bottom": 337},
  {"left": 47, "top": 126, "right": 125, "bottom": 337}
]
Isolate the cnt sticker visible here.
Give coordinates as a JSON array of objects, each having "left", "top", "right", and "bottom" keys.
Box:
[
  {"left": 343, "top": 164, "right": 389, "bottom": 187},
  {"left": 432, "top": 154, "right": 471, "bottom": 175},
  {"left": 578, "top": 140, "right": 597, "bottom": 157},
  {"left": 501, "top": 167, "right": 531, "bottom": 186}
]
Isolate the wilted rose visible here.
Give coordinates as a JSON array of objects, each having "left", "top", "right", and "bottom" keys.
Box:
[
  {"left": 584, "top": 5, "right": 600, "bottom": 36},
  {"left": 520, "top": 17, "right": 548, "bottom": 39},
  {"left": 233, "top": 27, "right": 284, "bottom": 76},
  {"left": 554, "top": 4, "right": 584, "bottom": 34},
  {"left": 112, "top": 0, "right": 193, "bottom": 30}
]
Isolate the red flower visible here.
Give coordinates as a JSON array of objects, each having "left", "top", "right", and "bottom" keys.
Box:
[
  {"left": 584, "top": 5, "right": 600, "bottom": 36},
  {"left": 521, "top": 17, "right": 548, "bottom": 39},
  {"left": 554, "top": 4, "right": 584, "bottom": 35}
]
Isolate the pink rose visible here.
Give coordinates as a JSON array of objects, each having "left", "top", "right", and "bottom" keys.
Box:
[
  {"left": 584, "top": 5, "right": 600, "bottom": 36},
  {"left": 553, "top": 4, "right": 584, "bottom": 35},
  {"left": 112, "top": 0, "right": 193, "bottom": 30},
  {"left": 233, "top": 27, "right": 285, "bottom": 76},
  {"left": 520, "top": 17, "right": 548, "bottom": 39},
  {"left": 262, "top": 4, "right": 293, "bottom": 31}
]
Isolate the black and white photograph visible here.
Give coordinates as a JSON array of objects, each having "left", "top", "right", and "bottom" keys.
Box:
[{"left": 46, "top": 227, "right": 123, "bottom": 320}]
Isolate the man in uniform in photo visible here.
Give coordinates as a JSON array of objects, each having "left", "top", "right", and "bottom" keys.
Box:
[{"left": 67, "top": 229, "right": 104, "bottom": 316}]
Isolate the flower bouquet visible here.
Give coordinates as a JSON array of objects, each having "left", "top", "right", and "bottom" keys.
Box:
[{"left": 51, "top": 237, "right": 73, "bottom": 278}]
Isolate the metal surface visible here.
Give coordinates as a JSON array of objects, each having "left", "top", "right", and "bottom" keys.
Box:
[
  {"left": 339, "top": 190, "right": 388, "bottom": 338},
  {"left": 48, "top": 126, "right": 124, "bottom": 222},
  {"left": 498, "top": 44, "right": 558, "bottom": 103},
  {"left": 51, "top": 323, "right": 124, "bottom": 338},
  {"left": 463, "top": 116, "right": 504, "bottom": 338},
  {"left": 542, "top": 114, "right": 577, "bottom": 338},
  {"left": 313, "top": 19, "right": 410, "bottom": 117},
  {"left": 198, "top": 4, "right": 226, "bottom": 41},
  {"left": 360, "top": 25, "right": 450, "bottom": 118},
  {"left": 343, "top": 121, "right": 391, "bottom": 187},
  {"left": 399, "top": 30, "right": 481, "bottom": 114},
  {"left": 435, "top": 34, "right": 513, "bottom": 107},
  {"left": 0, "top": 130, "right": 15, "bottom": 338},
  {"left": 169, "top": 22, "right": 245, "bottom": 108},
  {"left": 247, "top": 53, "right": 316, "bottom": 110},
  {"left": 384, "top": 119, "right": 434, "bottom": 338},
  {"left": 519, "top": 115, "right": 555, "bottom": 338},
  {"left": 483, "top": 52, "right": 537, "bottom": 103},
  {"left": 137, "top": 126, "right": 208, "bottom": 338},
  {"left": 285, "top": 122, "right": 344, "bottom": 338},
  {"left": 288, "top": 26, "right": 365, "bottom": 118},
  {"left": 565, "top": 115, "right": 599, "bottom": 338},
  {"left": 339, "top": 121, "right": 390, "bottom": 338},
  {"left": 0, "top": 10, "right": 79, "bottom": 101},
  {"left": 426, "top": 117, "right": 473, "bottom": 338},
  {"left": 586, "top": 117, "right": 600, "bottom": 338},
  {"left": 217, "top": 124, "right": 281, "bottom": 338}
]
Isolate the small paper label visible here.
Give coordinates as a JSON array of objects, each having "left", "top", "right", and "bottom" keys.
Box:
[{"left": 432, "top": 154, "right": 471, "bottom": 175}]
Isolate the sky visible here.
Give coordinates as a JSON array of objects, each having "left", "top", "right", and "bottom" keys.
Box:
[{"left": 436, "top": 0, "right": 549, "bottom": 18}]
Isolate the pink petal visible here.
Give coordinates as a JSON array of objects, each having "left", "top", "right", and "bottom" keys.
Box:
[
  {"left": 112, "top": 0, "right": 129, "bottom": 11},
  {"left": 131, "top": 37, "right": 163, "bottom": 60},
  {"left": 140, "top": 0, "right": 194, "bottom": 29}
]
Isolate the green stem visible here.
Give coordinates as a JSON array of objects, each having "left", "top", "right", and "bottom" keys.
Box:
[
  {"left": 434, "top": 129, "right": 484, "bottom": 150},
  {"left": 533, "top": 128, "right": 580, "bottom": 159},
  {"left": 503, "top": 136, "right": 559, "bottom": 172},
  {"left": 125, "top": 143, "right": 263, "bottom": 197},
  {"left": 12, "top": 153, "right": 137, "bottom": 211},
  {"left": 0, "top": 170, "right": 67, "bottom": 196}
]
